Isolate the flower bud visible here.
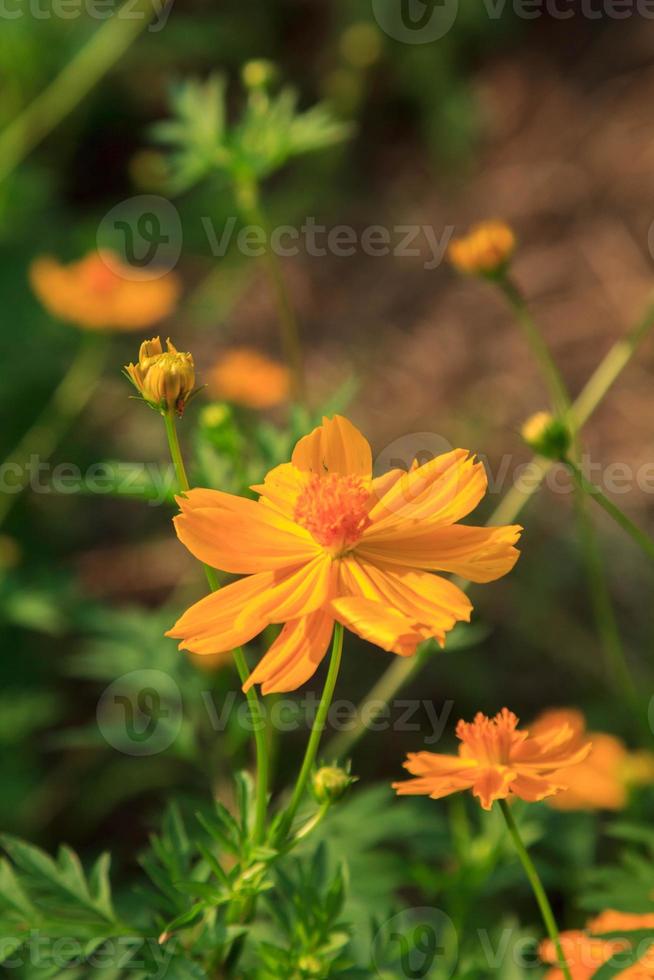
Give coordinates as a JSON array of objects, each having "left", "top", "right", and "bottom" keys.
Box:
[
  {"left": 311, "top": 764, "right": 357, "bottom": 805},
  {"left": 242, "top": 59, "right": 277, "bottom": 91},
  {"left": 125, "top": 337, "right": 196, "bottom": 416},
  {"left": 448, "top": 221, "right": 516, "bottom": 278},
  {"left": 521, "top": 411, "right": 571, "bottom": 460}
]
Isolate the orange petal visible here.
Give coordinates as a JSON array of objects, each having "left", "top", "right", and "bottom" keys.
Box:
[
  {"left": 368, "top": 450, "right": 487, "bottom": 529},
  {"left": 359, "top": 523, "right": 522, "bottom": 583},
  {"left": 511, "top": 773, "right": 566, "bottom": 804},
  {"left": 174, "top": 487, "right": 318, "bottom": 573},
  {"left": 331, "top": 596, "right": 423, "bottom": 656},
  {"left": 292, "top": 415, "right": 372, "bottom": 478},
  {"left": 243, "top": 610, "right": 335, "bottom": 694},
  {"left": 237, "top": 556, "right": 336, "bottom": 627},
  {"left": 470, "top": 767, "right": 517, "bottom": 810},
  {"left": 251, "top": 462, "right": 309, "bottom": 519},
  {"left": 341, "top": 557, "right": 472, "bottom": 643},
  {"left": 166, "top": 572, "right": 273, "bottom": 654}
]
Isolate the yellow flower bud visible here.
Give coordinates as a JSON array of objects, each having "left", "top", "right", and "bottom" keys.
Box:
[
  {"left": 311, "top": 764, "right": 356, "bottom": 805},
  {"left": 125, "top": 337, "right": 196, "bottom": 416},
  {"left": 521, "top": 411, "right": 571, "bottom": 460},
  {"left": 448, "top": 220, "right": 516, "bottom": 278},
  {"left": 242, "top": 59, "right": 277, "bottom": 91}
]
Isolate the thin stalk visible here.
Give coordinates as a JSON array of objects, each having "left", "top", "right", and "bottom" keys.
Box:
[
  {"left": 235, "top": 179, "right": 306, "bottom": 404},
  {"left": 324, "top": 296, "right": 654, "bottom": 761},
  {"left": 499, "top": 277, "right": 571, "bottom": 418},
  {"left": 274, "top": 623, "right": 344, "bottom": 842},
  {"left": 163, "top": 410, "right": 269, "bottom": 844},
  {"left": 567, "top": 459, "right": 654, "bottom": 563},
  {"left": 0, "top": 0, "right": 157, "bottom": 185},
  {"left": 0, "top": 334, "right": 107, "bottom": 526},
  {"left": 499, "top": 801, "right": 572, "bottom": 980}
]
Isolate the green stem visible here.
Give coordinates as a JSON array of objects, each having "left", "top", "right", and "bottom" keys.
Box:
[
  {"left": 499, "top": 277, "right": 571, "bottom": 418},
  {"left": 499, "top": 800, "right": 572, "bottom": 980},
  {"left": 567, "top": 460, "right": 654, "bottom": 563},
  {"left": 163, "top": 410, "right": 269, "bottom": 844},
  {"left": 235, "top": 179, "right": 306, "bottom": 404},
  {"left": 0, "top": 334, "right": 107, "bottom": 526},
  {"left": 324, "top": 296, "right": 654, "bottom": 762},
  {"left": 0, "top": 0, "right": 157, "bottom": 185},
  {"left": 274, "top": 623, "right": 344, "bottom": 842}
]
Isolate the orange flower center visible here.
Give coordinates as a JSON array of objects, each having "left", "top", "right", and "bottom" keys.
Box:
[{"left": 294, "top": 473, "right": 371, "bottom": 555}]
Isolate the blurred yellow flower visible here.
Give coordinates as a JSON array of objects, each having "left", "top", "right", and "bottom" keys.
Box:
[
  {"left": 125, "top": 337, "right": 195, "bottom": 416},
  {"left": 448, "top": 220, "right": 516, "bottom": 277},
  {"left": 208, "top": 347, "right": 291, "bottom": 409},
  {"left": 30, "top": 250, "right": 180, "bottom": 331},
  {"left": 393, "top": 708, "right": 590, "bottom": 811},
  {"left": 532, "top": 709, "right": 654, "bottom": 811},
  {"left": 167, "top": 415, "right": 521, "bottom": 694}
]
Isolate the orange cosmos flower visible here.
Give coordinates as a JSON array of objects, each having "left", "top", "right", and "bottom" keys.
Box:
[
  {"left": 540, "top": 931, "right": 630, "bottom": 980},
  {"left": 393, "top": 708, "right": 591, "bottom": 810},
  {"left": 167, "top": 415, "right": 522, "bottom": 693},
  {"left": 208, "top": 347, "right": 290, "bottom": 408},
  {"left": 531, "top": 709, "right": 654, "bottom": 811},
  {"left": 30, "top": 250, "right": 180, "bottom": 331},
  {"left": 448, "top": 220, "right": 516, "bottom": 277}
]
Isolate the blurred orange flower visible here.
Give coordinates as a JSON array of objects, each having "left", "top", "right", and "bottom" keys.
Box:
[
  {"left": 30, "top": 250, "right": 180, "bottom": 331},
  {"left": 208, "top": 347, "right": 290, "bottom": 408},
  {"left": 393, "top": 708, "right": 590, "bottom": 810},
  {"left": 448, "top": 220, "right": 516, "bottom": 277},
  {"left": 540, "top": 931, "right": 630, "bottom": 980},
  {"left": 532, "top": 709, "right": 654, "bottom": 810},
  {"left": 167, "top": 415, "right": 521, "bottom": 693},
  {"left": 541, "top": 914, "right": 654, "bottom": 979}
]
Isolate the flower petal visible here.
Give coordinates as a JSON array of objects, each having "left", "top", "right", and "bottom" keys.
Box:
[
  {"left": 237, "top": 556, "right": 336, "bottom": 627},
  {"left": 292, "top": 415, "right": 372, "bottom": 477},
  {"left": 166, "top": 572, "right": 273, "bottom": 654},
  {"left": 368, "top": 450, "right": 487, "bottom": 529},
  {"left": 470, "top": 767, "right": 517, "bottom": 810},
  {"left": 510, "top": 773, "right": 566, "bottom": 804},
  {"left": 359, "top": 523, "right": 522, "bottom": 583},
  {"left": 331, "top": 596, "right": 423, "bottom": 656},
  {"left": 243, "top": 610, "right": 335, "bottom": 694},
  {"left": 340, "top": 556, "right": 472, "bottom": 643},
  {"left": 251, "top": 462, "right": 309, "bottom": 519},
  {"left": 174, "top": 487, "right": 317, "bottom": 573}
]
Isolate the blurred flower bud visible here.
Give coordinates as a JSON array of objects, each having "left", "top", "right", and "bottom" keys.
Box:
[
  {"left": 448, "top": 221, "right": 516, "bottom": 278},
  {"left": 125, "top": 337, "right": 196, "bottom": 416},
  {"left": 242, "top": 59, "right": 278, "bottom": 91},
  {"left": 311, "top": 764, "right": 357, "bottom": 805},
  {"left": 340, "top": 22, "right": 383, "bottom": 69},
  {"left": 521, "top": 411, "right": 571, "bottom": 460}
]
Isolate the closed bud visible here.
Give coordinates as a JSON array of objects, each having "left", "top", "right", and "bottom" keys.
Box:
[
  {"left": 448, "top": 220, "right": 516, "bottom": 278},
  {"left": 125, "top": 336, "right": 196, "bottom": 416},
  {"left": 311, "top": 764, "right": 357, "bottom": 805},
  {"left": 521, "top": 411, "right": 571, "bottom": 461}
]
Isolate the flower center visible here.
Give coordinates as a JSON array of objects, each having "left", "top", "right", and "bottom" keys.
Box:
[{"left": 294, "top": 473, "right": 371, "bottom": 555}]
